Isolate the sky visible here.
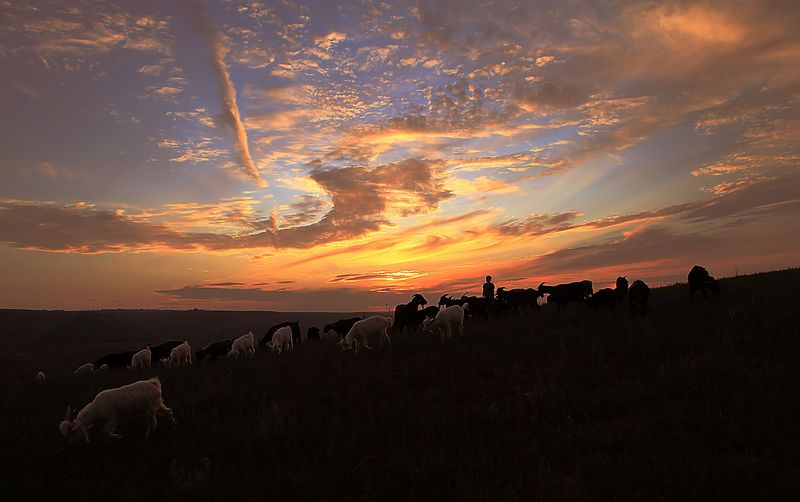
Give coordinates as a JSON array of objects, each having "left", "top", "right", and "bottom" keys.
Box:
[{"left": 1, "top": 0, "right": 799, "bottom": 311}]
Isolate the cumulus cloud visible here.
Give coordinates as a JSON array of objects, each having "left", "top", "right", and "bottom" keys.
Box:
[
  {"left": 0, "top": 201, "right": 227, "bottom": 253},
  {"left": 511, "top": 81, "right": 592, "bottom": 114},
  {"left": 179, "top": 0, "right": 264, "bottom": 186},
  {"left": 0, "top": 158, "right": 452, "bottom": 252},
  {"left": 240, "top": 158, "right": 454, "bottom": 248},
  {"left": 280, "top": 195, "right": 331, "bottom": 227}
]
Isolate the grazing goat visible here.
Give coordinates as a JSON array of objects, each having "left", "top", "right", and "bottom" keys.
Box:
[
  {"left": 422, "top": 305, "right": 440, "bottom": 317},
  {"left": 259, "top": 321, "right": 301, "bottom": 349},
  {"left": 629, "top": 280, "right": 651, "bottom": 317},
  {"left": 59, "top": 377, "right": 175, "bottom": 442},
  {"left": 94, "top": 351, "right": 136, "bottom": 371},
  {"left": 307, "top": 326, "right": 321, "bottom": 341},
  {"left": 167, "top": 341, "right": 192, "bottom": 367},
  {"left": 130, "top": 347, "right": 151, "bottom": 369},
  {"left": 439, "top": 294, "right": 467, "bottom": 308},
  {"left": 589, "top": 277, "right": 628, "bottom": 308},
  {"left": 440, "top": 294, "right": 488, "bottom": 315},
  {"left": 149, "top": 340, "right": 184, "bottom": 364},
  {"left": 398, "top": 304, "right": 439, "bottom": 333},
  {"left": 459, "top": 295, "right": 490, "bottom": 319},
  {"left": 422, "top": 305, "right": 465, "bottom": 340},
  {"left": 341, "top": 316, "right": 393, "bottom": 354},
  {"left": 267, "top": 326, "right": 294, "bottom": 354},
  {"left": 495, "top": 287, "right": 541, "bottom": 315},
  {"left": 228, "top": 332, "right": 256, "bottom": 359},
  {"left": 393, "top": 294, "right": 428, "bottom": 334},
  {"left": 196, "top": 339, "right": 233, "bottom": 362},
  {"left": 36, "top": 371, "right": 45, "bottom": 381},
  {"left": 323, "top": 317, "right": 363, "bottom": 340},
  {"left": 73, "top": 363, "right": 94, "bottom": 376},
  {"left": 538, "top": 280, "right": 593, "bottom": 306},
  {"left": 688, "top": 265, "right": 721, "bottom": 297}
]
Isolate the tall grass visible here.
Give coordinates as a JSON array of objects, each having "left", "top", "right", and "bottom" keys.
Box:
[{"left": 1, "top": 269, "right": 799, "bottom": 500}]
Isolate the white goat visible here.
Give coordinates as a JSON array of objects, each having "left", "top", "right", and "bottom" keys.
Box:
[
  {"left": 130, "top": 347, "right": 152, "bottom": 369},
  {"left": 341, "top": 315, "right": 393, "bottom": 354},
  {"left": 267, "top": 326, "right": 293, "bottom": 354},
  {"left": 59, "top": 377, "right": 175, "bottom": 442},
  {"left": 36, "top": 371, "right": 46, "bottom": 381},
  {"left": 73, "top": 363, "right": 94, "bottom": 376},
  {"left": 422, "top": 305, "right": 464, "bottom": 340},
  {"left": 167, "top": 341, "right": 191, "bottom": 367},
  {"left": 228, "top": 331, "right": 256, "bottom": 359}
]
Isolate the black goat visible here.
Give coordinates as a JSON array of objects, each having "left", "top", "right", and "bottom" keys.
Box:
[
  {"left": 589, "top": 276, "right": 628, "bottom": 308},
  {"left": 459, "top": 295, "right": 491, "bottom": 319},
  {"left": 440, "top": 294, "right": 491, "bottom": 319},
  {"left": 307, "top": 326, "right": 321, "bottom": 341},
  {"left": 396, "top": 305, "right": 439, "bottom": 334},
  {"left": 629, "top": 279, "right": 650, "bottom": 316},
  {"left": 196, "top": 339, "right": 233, "bottom": 362},
  {"left": 438, "top": 294, "right": 467, "bottom": 308},
  {"left": 149, "top": 340, "right": 184, "bottom": 363},
  {"left": 415, "top": 305, "right": 440, "bottom": 323},
  {"left": 93, "top": 350, "right": 136, "bottom": 370},
  {"left": 393, "top": 294, "right": 428, "bottom": 334},
  {"left": 323, "top": 316, "right": 362, "bottom": 340},
  {"left": 495, "top": 287, "right": 541, "bottom": 315},
  {"left": 688, "top": 265, "right": 720, "bottom": 297},
  {"left": 259, "top": 321, "right": 301, "bottom": 348},
  {"left": 538, "top": 280, "right": 593, "bottom": 306}
]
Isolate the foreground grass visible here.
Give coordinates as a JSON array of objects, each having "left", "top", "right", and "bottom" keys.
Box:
[{"left": 2, "top": 270, "right": 800, "bottom": 500}]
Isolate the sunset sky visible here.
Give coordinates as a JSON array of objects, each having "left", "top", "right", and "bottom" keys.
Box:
[{"left": 1, "top": 0, "right": 799, "bottom": 311}]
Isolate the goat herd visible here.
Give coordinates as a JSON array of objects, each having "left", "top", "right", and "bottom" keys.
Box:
[{"left": 52, "top": 265, "right": 722, "bottom": 443}]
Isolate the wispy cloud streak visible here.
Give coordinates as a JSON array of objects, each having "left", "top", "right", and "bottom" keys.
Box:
[{"left": 179, "top": 0, "right": 264, "bottom": 186}]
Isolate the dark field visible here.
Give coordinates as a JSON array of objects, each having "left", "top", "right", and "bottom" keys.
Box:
[{"left": 2, "top": 269, "right": 800, "bottom": 500}]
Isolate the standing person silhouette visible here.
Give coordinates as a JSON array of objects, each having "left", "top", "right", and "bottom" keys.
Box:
[{"left": 482, "top": 275, "right": 495, "bottom": 300}]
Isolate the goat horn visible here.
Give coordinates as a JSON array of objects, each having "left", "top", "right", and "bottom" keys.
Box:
[{"left": 65, "top": 406, "right": 72, "bottom": 420}]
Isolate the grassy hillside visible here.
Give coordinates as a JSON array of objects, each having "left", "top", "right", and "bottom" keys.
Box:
[
  {"left": 0, "top": 310, "right": 365, "bottom": 378},
  {"left": 2, "top": 269, "right": 799, "bottom": 500}
]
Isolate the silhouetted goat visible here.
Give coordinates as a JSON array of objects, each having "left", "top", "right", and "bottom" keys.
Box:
[
  {"left": 149, "top": 340, "right": 184, "bottom": 364},
  {"left": 495, "top": 287, "right": 541, "bottom": 315},
  {"left": 538, "top": 280, "right": 593, "bottom": 306},
  {"left": 688, "top": 265, "right": 720, "bottom": 297},
  {"left": 589, "top": 276, "right": 628, "bottom": 308},
  {"left": 259, "top": 321, "right": 301, "bottom": 348},
  {"left": 393, "top": 294, "right": 428, "bottom": 334},
  {"left": 196, "top": 339, "right": 233, "bottom": 362},
  {"left": 629, "top": 279, "right": 650, "bottom": 316},
  {"left": 323, "top": 317, "right": 362, "bottom": 340},
  {"left": 93, "top": 351, "right": 136, "bottom": 370}
]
